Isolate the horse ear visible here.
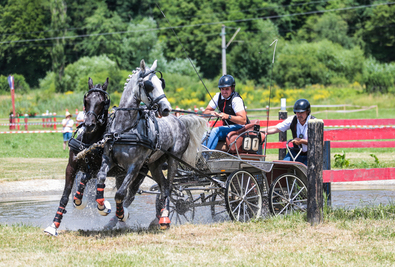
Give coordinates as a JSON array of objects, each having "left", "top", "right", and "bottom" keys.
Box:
[
  {"left": 140, "top": 59, "right": 146, "bottom": 71},
  {"left": 88, "top": 77, "right": 93, "bottom": 89},
  {"left": 150, "top": 60, "right": 157, "bottom": 72},
  {"left": 102, "top": 77, "right": 109, "bottom": 91}
]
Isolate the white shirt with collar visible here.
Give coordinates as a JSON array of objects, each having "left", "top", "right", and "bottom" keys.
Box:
[
  {"left": 275, "top": 114, "right": 312, "bottom": 152},
  {"left": 208, "top": 92, "right": 245, "bottom": 113}
]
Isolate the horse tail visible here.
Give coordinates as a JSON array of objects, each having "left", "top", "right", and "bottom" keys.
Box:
[{"left": 178, "top": 114, "right": 208, "bottom": 167}]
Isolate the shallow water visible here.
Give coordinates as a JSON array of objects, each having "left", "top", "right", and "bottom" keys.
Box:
[{"left": 1, "top": 185, "right": 395, "bottom": 231}]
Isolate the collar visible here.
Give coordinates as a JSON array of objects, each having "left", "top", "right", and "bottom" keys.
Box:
[{"left": 219, "top": 91, "right": 235, "bottom": 101}]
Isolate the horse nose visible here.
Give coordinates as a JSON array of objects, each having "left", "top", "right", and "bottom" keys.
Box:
[
  {"left": 161, "top": 108, "right": 170, "bottom": 117},
  {"left": 84, "top": 120, "right": 94, "bottom": 132}
]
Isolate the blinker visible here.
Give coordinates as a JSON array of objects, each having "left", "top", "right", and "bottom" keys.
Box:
[{"left": 143, "top": 80, "right": 154, "bottom": 92}]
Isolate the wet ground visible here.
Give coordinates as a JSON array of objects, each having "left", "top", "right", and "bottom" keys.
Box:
[{"left": 1, "top": 179, "right": 395, "bottom": 232}]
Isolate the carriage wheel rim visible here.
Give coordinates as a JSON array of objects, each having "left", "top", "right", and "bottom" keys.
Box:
[
  {"left": 269, "top": 173, "right": 307, "bottom": 216},
  {"left": 225, "top": 170, "right": 262, "bottom": 222}
]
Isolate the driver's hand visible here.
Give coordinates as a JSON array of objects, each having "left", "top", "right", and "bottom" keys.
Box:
[
  {"left": 292, "top": 138, "right": 303, "bottom": 146},
  {"left": 212, "top": 111, "right": 221, "bottom": 118}
]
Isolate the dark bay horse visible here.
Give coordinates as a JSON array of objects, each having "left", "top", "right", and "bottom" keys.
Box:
[
  {"left": 44, "top": 78, "right": 115, "bottom": 236},
  {"left": 95, "top": 59, "right": 207, "bottom": 229}
]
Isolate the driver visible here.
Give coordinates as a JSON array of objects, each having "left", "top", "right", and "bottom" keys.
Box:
[
  {"left": 202, "top": 74, "right": 248, "bottom": 150},
  {"left": 264, "top": 99, "right": 315, "bottom": 165}
]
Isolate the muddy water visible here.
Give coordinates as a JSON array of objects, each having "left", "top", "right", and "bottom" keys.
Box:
[{"left": 1, "top": 183, "right": 395, "bottom": 231}]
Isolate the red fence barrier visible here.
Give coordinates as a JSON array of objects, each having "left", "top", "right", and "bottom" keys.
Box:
[
  {"left": 323, "top": 168, "right": 395, "bottom": 183},
  {"left": 209, "top": 118, "right": 395, "bottom": 128}
]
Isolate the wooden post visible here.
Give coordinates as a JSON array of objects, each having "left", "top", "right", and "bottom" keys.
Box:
[
  {"left": 323, "top": 140, "right": 331, "bottom": 206},
  {"left": 307, "top": 118, "right": 324, "bottom": 226},
  {"left": 278, "top": 110, "right": 287, "bottom": 160}
]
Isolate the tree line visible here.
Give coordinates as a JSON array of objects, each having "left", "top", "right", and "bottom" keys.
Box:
[{"left": 0, "top": 0, "right": 394, "bottom": 94}]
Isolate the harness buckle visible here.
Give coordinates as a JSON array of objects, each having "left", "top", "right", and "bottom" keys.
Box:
[{"left": 113, "top": 132, "right": 120, "bottom": 141}]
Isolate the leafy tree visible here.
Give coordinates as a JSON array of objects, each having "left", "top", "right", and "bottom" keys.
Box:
[
  {"left": 227, "top": 19, "right": 281, "bottom": 85},
  {"left": 363, "top": 4, "right": 395, "bottom": 62},
  {"left": 0, "top": 74, "right": 30, "bottom": 94},
  {"left": 75, "top": 2, "right": 126, "bottom": 66},
  {"left": 120, "top": 17, "right": 160, "bottom": 70},
  {"left": 39, "top": 55, "right": 120, "bottom": 93},
  {"left": 50, "top": 0, "right": 67, "bottom": 92},
  {"left": 363, "top": 57, "right": 395, "bottom": 93},
  {"left": 63, "top": 0, "right": 102, "bottom": 63},
  {"left": 105, "top": 0, "right": 156, "bottom": 22},
  {"left": 0, "top": 0, "right": 51, "bottom": 87},
  {"left": 296, "top": 13, "right": 354, "bottom": 48},
  {"left": 274, "top": 40, "right": 364, "bottom": 87}
]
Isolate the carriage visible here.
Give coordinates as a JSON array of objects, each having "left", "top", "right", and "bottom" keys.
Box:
[
  {"left": 45, "top": 60, "right": 308, "bottom": 236},
  {"left": 144, "top": 119, "right": 309, "bottom": 224}
]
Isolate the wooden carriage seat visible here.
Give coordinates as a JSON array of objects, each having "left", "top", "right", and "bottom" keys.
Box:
[{"left": 225, "top": 120, "right": 266, "bottom": 155}]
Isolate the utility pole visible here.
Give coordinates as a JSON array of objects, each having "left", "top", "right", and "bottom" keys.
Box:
[
  {"left": 221, "top": 25, "right": 226, "bottom": 76},
  {"left": 221, "top": 25, "right": 241, "bottom": 76}
]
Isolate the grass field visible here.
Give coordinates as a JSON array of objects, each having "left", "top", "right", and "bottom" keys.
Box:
[{"left": 1, "top": 209, "right": 395, "bottom": 266}]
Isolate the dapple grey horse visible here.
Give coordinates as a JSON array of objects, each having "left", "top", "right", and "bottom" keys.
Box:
[{"left": 95, "top": 59, "right": 207, "bottom": 229}]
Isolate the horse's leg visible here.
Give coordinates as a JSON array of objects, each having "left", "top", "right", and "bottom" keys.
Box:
[
  {"left": 96, "top": 155, "right": 112, "bottom": 216},
  {"left": 44, "top": 162, "right": 76, "bottom": 236},
  {"left": 73, "top": 172, "right": 91, "bottom": 209},
  {"left": 114, "top": 163, "right": 145, "bottom": 222},
  {"left": 104, "top": 174, "right": 124, "bottom": 230},
  {"left": 103, "top": 167, "right": 147, "bottom": 230},
  {"left": 150, "top": 166, "right": 167, "bottom": 229},
  {"left": 150, "top": 158, "right": 174, "bottom": 230}
]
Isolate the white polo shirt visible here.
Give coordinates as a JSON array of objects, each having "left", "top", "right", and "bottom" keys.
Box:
[{"left": 276, "top": 114, "right": 312, "bottom": 152}]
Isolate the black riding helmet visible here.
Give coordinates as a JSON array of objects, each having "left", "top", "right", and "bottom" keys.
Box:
[
  {"left": 218, "top": 74, "right": 236, "bottom": 88},
  {"left": 293, "top": 99, "right": 311, "bottom": 114}
]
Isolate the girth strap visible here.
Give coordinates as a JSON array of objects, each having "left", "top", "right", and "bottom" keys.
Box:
[{"left": 112, "top": 133, "right": 155, "bottom": 150}]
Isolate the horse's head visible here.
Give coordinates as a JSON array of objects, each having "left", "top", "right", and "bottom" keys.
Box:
[
  {"left": 84, "top": 77, "right": 110, "bottom": 133},
  {"left": 123, "top": 59, "right": 171, "bottom": 117}
]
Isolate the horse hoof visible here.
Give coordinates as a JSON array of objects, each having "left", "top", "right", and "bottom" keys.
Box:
[
  {"left": 98, "top": 200, "right": 111, "bottom": 216},
  {"left": 44, "top": 223, "right": 58, "bottom": 237},
  {"left": 73, "top": 197, "right": 88, "bottom": 210},
  {"left": 160, "top": 223, "right": 170, "bottom": 230},
  {"left": 103, "top": 216, "right": 118, "bottom": 230},
  {"left": 118, "top": 221, "right": 127, "bottom": 229},
  {"left": 148, "top": 218, "right": 160, "bottom": 230},
  {"left": 159, "top": 216, "right": 171, "bottom": 230},
  {"left": 118, "top": 208, "right": 129, "bottom": 222}
]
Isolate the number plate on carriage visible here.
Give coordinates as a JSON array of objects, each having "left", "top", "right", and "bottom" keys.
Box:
[{"left": 242, "top": 136, "right": 260, "bottom": 152}]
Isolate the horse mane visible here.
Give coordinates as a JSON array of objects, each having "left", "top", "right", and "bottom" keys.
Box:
[
  {"left": 119, "top": 68, "right": 141, "bottom": 107},
  {"left": 178, "top": 115, "right": 208, "bottom": 167}
]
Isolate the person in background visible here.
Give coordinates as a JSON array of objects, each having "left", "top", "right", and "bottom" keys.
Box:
[
  {"left": 263, "top": 99, "right": 315, "bottom": 165},
  {"left": 202, "top": 74, "right": 248, "bottom": 150},
  {"left": 76, "top": 106, "right": 85, "bottom": 126},
  {"left": 62, "top": 111, "right": 74, "bottom": 150}
]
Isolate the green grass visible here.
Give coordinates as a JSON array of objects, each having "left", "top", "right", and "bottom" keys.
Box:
[
  {"left": 1, "top": 207, "right": 395, "bottom": 266},
  {"left": 0, "top": 133, "right": 68, "bottom": 158}
]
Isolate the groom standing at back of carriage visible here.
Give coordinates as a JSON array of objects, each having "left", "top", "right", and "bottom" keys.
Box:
[{"left": 202, "top": 74, "right": 249, "bottom": 150}]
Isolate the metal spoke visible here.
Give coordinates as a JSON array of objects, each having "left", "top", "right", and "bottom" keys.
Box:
[
  {"left": 291, "top": 186, "right": 306, "bottom": 202},
  {"left": 278, "top": 202, "right": 290, "bottom": 215},
  {"left": 273, "top": 190, "right": 289, "bottom": 203}
]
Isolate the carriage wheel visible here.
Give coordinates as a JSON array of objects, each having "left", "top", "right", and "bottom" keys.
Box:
[
  {"left": 225, "top": 170, "right": 262, "bottom": 222},
  {"left": 268, "top": 173, "right": 308, "bottom": 216},
  {"left": 155, "top": 188, "right": 195, "bottom": 225}
]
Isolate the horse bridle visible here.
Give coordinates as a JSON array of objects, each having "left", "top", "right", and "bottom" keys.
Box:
[
  {"left": 138, "top": 70, "right": 167, "bottom": 111},
  {"left": 84, "top": 88, "right": 111, "bottom": 126}
]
